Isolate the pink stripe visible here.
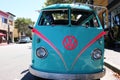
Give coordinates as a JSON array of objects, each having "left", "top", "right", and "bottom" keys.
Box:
[
  {"left": 71, "top": 31, "right": 106, "bottom": 69},
  {"left": 32, "top": 28, "right": 68, "bottom": 70}
]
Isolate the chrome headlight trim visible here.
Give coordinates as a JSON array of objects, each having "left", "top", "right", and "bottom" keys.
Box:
[
  {"left": 91, "top": 48, "right": 102, "bottom": 60},
  {"left": 36, "top": 47, "right": 48, "bottom": 58}
]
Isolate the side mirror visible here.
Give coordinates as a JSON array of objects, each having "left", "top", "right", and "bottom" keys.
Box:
[{"left": 28, "top": 25, "right": 33, "bottom": 29}]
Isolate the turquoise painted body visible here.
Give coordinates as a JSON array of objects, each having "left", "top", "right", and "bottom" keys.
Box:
[{"left": 31, "top": 4, "right": 105, "bottom": 74}]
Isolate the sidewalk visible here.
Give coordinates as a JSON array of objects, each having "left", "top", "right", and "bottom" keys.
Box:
[
  {"left": 104, "top": 48, "right": 120, "bottom": 74},
  {"left": 0, "top": 43, "right": 15, "bottom": 46},
  {"left": 0, "top": 43, "right": 8, "bottom": 46}
]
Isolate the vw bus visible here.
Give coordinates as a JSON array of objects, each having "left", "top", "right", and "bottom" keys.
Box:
[{"left": 29, "top": 3, "right": 106, "bottom": 80}]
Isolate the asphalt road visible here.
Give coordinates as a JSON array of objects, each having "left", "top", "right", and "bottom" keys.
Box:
[
  {"left": 0, "top": 43, "right": 119, "bottom": 80},
  {"left": 0, "top": 43, "right": 31, "bottom": 80}
]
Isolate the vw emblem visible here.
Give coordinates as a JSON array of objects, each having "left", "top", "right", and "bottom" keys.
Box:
[{"left": 62, "top": 36, "right": 78, "bottom": 50}]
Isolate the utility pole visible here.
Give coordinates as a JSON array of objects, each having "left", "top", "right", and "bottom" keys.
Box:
[{"left": 7, "top": 24, "right": 10, "bottom": 44}]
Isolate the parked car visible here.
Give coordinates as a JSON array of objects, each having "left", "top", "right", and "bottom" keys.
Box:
[{"left": 18, "top": 36, "right": 31, "bottom": 43}]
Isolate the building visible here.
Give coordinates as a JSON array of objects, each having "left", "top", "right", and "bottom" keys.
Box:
[
  {"left": 0, "top": 10, "right": 15, "bottom": 44},
  {"left": 93, "top": 0, "right": 120, "bottom": 46},
  {"left": 107, "top": 0, "right": 120, "bottom": 44},
  {"left": 91, "top": 0, "right": 120, "bottom": 29},
  {"left": 107, "top": 0, "right": 120, "bottom": 28},
  {"left": 94, "top": 0, "right": 120, "bottom": 29}
]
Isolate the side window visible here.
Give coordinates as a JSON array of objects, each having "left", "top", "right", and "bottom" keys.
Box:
[
  {"left": 92, "top": 17, "right": 99, "bottom": 27},
  {"left": 80, "top": 16, "right": 99, "bottom": 28},
  {"left": 71, "top": 9, "right": 99, "bottom": 28},
  {"left": 39, "top": 12, "right": 54, "bottom": 26},
  {"left": 83, "top": 16, "right": 99, "bottom": 28}
]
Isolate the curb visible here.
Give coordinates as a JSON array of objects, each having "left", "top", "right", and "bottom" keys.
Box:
[
  {"left": 0, "top": 43, "right": 8, "bottom": 46},
  {"left": 0, "top": 43, "right": 15, "bottom": 46},
  {"left": 104, "top": 62, "right": 120, "bottom": 75}
]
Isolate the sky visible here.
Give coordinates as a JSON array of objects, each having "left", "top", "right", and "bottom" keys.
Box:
[{"left": 0, "top": 0, "right": 46, "bottom": 22}]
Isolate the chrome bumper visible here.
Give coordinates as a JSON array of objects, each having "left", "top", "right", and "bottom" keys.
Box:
[{"left": 29, "top": 66, "right": 105, "bottom": 80}]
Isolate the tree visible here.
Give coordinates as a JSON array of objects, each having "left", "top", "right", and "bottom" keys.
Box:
[{"left": 15, "top": 18, "right": 34, "bottom": 38}]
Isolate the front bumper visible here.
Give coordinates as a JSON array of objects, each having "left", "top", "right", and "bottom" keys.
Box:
[{"left": 29, "top": 66, "right": 105, "bottom": 80}]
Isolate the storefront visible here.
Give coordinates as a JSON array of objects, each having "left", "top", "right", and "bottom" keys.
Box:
[
  {"left": 108, "top": 0, "right": 120, "bottom": 27},
  {"left": 107, "top": 0, "right": 120, "bottom": 45},
  {"left": 0, "top": 30, "right": 7, "bottom": 43}
]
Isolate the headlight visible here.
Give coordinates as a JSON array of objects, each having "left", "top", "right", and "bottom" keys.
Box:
[
  {"left": 91, "top": 48, "right": 102, "bottom": 60},
  {"left": 36, "top": 47, "right": 48, "bottom": 58}
]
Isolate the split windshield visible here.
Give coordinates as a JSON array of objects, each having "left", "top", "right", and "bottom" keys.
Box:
[{"left": 38, "top": 9, "right": 99, "bottom": 27}]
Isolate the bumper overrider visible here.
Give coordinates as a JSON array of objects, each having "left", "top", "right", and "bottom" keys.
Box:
[{"left": 29, "top": 66, "right": 106, "bottom": 80}]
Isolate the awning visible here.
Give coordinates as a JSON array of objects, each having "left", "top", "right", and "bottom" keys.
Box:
[{"left": 0, "top": 33, "right": 6, "bottom": 36}]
